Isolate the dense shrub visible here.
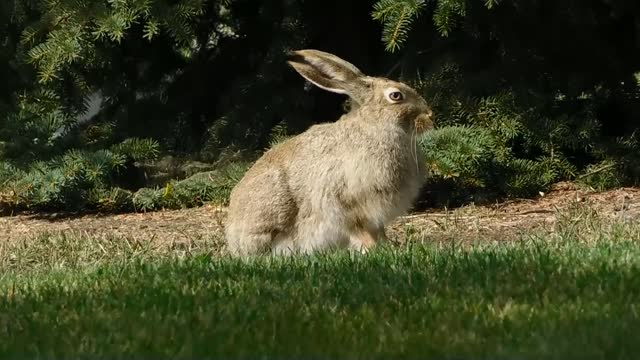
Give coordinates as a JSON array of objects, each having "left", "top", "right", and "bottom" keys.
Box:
[
  {"left": 0, "top": 0, "right": 638, "bottom": 213},
  {"left": 413, "top": 60, "right": 639, "bottom": 206},
  {"left": 0, "top": 153, "right": 249, "bottom": 214},
  {"left": 132, "top": 161, "right": 249, "bottom": 212}
]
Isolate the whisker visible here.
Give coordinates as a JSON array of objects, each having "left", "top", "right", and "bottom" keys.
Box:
[{"left": 411, "top": 128, "right": 419, "bottom": 174}]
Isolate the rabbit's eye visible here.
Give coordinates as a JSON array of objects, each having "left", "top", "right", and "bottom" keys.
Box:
[
  {"left": 384, "top": 87, "right": 405, "bottom": 103},
  {"left": 389, "top": 91, "right": 404, "bottom": 101}
]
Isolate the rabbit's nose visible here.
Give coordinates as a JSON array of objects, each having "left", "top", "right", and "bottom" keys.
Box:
[
  {"left": 426, "top": 109, "right": 434, "bottom": 121},
  {"left": 415, "top": 113, "right": 434, "bottom": 133}
]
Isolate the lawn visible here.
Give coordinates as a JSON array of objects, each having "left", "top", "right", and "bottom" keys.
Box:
[{"left": 1, "top": 208, "right": 640, "bottom": 359}]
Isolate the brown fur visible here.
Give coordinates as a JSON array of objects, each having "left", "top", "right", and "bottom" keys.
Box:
[{"left": 225, "top": 49, "right": 434, "bottom": 256}]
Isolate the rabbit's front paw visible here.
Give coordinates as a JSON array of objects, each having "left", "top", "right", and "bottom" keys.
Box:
[{"left": 348, "top": 230, "right": 377, "bottom": 254}]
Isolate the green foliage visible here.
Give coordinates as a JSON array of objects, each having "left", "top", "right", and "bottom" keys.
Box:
[
  {"left": 372, "top": 0, "right": 472, "bottom": 44},
  {"left": 0, "top": 0, "right": 262, "bottom": 213},
  {"left": 0, "top": 152, "right": 247, "bottom": 213},
  {"left": 372, "top": 0, "right": 426, "bottom": 52},
  {"left": 432, "top": 0, "right": 466, "bottom": 36},
  {"left": 577, "top": 160, "right": 622, "bottom": 192},
  {"left": 132, "top": 161, "right": 249, "bottom": 212},
  {"left": 0, "top": 0, "right": 638, "bottom": 214},
  {"left": 89, "top": 186, "right": 135, "bottom": 212},
  {"left": 420, "top": 125, "right": 496, "bottom": 186},
  {"left": 1, "top": 149, "right": 125, "bottom": 211},
  {"left": 410, "top": 42, "right": 638, "bottom": 204},
  {"left": 417, "top": 84, "right": 582, "bottom": 203},
  {"left": 19, "top": 0, "right": 234, "bottom": 84},
  {"left": 370, "top": 0, "right": 639, "bottom": 203},
  {"left": 0, "top": 137, "right": 240, "bottom": 213},
  {"left": 111, "top": 137, "right": 161, "bottom": 162},
  {"left": 1, "top": 89, "right": 75, "bottom": 162},
  {"left": 0, "top": 161, "right": 22, "bottom": 184}
]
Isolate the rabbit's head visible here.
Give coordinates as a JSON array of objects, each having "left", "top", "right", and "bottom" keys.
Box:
[{"left": 288, "top": 49, "right": 435, "bottom": 133}]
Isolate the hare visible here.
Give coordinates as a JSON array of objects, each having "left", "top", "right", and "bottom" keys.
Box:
[{"left": 225, "top": 49, "right": 434, "bottom": 256}]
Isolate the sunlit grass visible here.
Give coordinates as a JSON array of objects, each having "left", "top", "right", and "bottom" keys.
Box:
[{"left": 1, "top": 206, "right": 639, "bottom": 358}]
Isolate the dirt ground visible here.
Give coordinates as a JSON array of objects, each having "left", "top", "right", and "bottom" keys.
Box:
[{"left": 1, "top": 182, "right": 639, "bottom": 244}]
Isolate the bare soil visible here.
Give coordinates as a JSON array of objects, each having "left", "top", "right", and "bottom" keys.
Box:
[{"left": 1, "top": 182, "right": 639, "bottom": 245}]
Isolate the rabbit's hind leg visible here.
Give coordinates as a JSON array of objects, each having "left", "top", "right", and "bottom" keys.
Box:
[
  {"left": 348, "top": 229, "right": 377, "bottom": 254},
  {"left": 348, "top": 222, "right": 390, "bottom": 253},
  {"left": 373, "top": 225, "right": 389, "bottom": 244},
  {"left": 271, "top": 231, "right": 298, "bottom": 255},
  {"left": 225, "top": 223, "right": 273, "bottom": 256}
]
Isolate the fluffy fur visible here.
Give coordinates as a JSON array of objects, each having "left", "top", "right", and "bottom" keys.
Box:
[{"left": 225, "top": 49, "right": 434, "bottom": 256}]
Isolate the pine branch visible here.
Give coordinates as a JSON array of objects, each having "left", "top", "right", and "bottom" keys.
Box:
[
  {"left": 433, "top": 0, "right": 465, "bottom": 37},
  {"left": 372, "top": 0, "right": 426, "bottom": 52},
  {"left": 577, "top": 162, "right": 617, "bottom": 180}
]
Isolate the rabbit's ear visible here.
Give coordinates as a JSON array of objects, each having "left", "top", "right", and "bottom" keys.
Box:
[{"left": 287, "top": 50, "right": 366, "bottom": 96}]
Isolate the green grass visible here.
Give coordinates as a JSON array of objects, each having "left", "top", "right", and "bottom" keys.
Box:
[
  {"left": 1, "top": 237, "right": 640, "bottom": 359},
  {"left": 1, "top": 204, "right": 639, "bottom": 359}
]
